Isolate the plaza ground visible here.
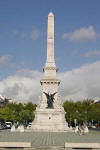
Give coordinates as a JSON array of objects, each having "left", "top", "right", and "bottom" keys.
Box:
[{"left": 0, "top": 129, "right": 100, "bottom": 149}]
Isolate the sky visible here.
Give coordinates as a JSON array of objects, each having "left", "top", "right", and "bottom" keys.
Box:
[{"left": 0, "top": 0, "right": 100, "bottom": 103}]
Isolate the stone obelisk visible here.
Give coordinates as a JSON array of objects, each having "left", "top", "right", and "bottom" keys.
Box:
[
  {"left": 31, "top": 12, "right": 71, "bottom": 132},
  {"left": 46, "top": 12, "right": 55, "bottom": 66}
]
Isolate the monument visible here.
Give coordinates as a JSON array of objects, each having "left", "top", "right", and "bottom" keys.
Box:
[{"left": 31, "top": 12, "right": 71, "bottom": 132}]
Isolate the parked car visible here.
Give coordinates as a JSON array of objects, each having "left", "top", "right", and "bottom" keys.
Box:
[
  {"left": 28, "top": 122, "right": 32, "bottom": 127},
  {"left": 5, "top": 121, "right": 12, "bottom": 129}
]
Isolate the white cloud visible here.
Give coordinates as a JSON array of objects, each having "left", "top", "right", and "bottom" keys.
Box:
[
  {"left": 58, "top": 61, "right": 100, "bottom": 101},
  {"left": 0, "top": 69, "right": 42, "bottom": 103},
  {"left": 62, "top": 26, "right": 96, "bottom": 42},
  {"left": 12, "top": 27, "right": 40, "bottom": 40},
  {"left": 0, "top": 56, "right": 9, "bottom": 67},
  {"left": 30, "top": 27, "right": 40, "bottom": 40},
  {"left": 84, "top": 49, "right": 100, "bottom": 57},
  {"left": 0, "top": 61, "right": 100, "bottom": 103}
]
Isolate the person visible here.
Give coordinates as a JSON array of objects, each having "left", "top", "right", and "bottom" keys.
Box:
[{"left": 78, "top": 123, "right": 84, "bottom": 135}]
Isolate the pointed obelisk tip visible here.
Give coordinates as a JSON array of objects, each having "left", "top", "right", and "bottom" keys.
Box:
[{"left": 48, "top": 12, "right": 54, "bottom": 17}]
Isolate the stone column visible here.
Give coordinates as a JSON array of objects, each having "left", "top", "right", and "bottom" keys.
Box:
[{"left": 47, "top": 12, "right": 55, "bottom": 63}]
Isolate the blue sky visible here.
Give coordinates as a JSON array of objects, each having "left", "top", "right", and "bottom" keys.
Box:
[
  {"left": 0, "top": 0, "right": 100, "bottom": 76},
  {"left": 0, "top": 0, "right": 100, "bottom": 102}
]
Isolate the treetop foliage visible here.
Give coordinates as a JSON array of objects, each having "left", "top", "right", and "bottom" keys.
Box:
[
  {"left": 63, "top": 99, "right": 100, "bottom": 123},
  {"left": 0, "top": 102, "right": 37, "bottom": 124}
]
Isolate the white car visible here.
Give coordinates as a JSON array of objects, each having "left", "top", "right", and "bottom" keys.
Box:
[
  {"left": 5, "top": 122, "right": 12, "bottom": 129},
  {"left": 28, "top": 122, "right": 32, "bottom": 127}
]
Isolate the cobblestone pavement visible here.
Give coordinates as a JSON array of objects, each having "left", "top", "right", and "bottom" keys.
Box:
[{"left": 0, "top": 129, "right": 100, "bottom": 149}]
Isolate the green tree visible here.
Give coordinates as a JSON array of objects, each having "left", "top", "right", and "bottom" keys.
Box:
[
  {"left": 63, "top": 99, "right": 100, "bottom": 124},
  {"left": 0, "top": 102, "right": 37, "bottom": 123}
]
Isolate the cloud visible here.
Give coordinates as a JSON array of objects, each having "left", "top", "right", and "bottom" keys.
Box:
[
  {"left": 58, "top": 61, "right": 100, "bottom": 101},
  {"left": 12, "top": 27, "right": 40, "bottom": 40},
  {"left": 84, "top": 49, "right": 100, "bottom": 57},
  {"left": 62, "top": 26, "right": 96, "bottom": 42},
  {"left": 0, "top": 61, "right": 100, "bottom": 103},
  {"left": 30, "top": 27, "right": 40, "bottom": 40},
  {"left": 0, "top": 56, "right": 9, "bottom": 67},
  {"left": 0, "top": 69, "right": 42, "bottom": 103}
]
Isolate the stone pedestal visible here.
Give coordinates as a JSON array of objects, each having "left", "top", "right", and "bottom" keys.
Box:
[
  {"left": 31, "top": 107, "right": 71, "bottom": 132},
  {"left": 11, "top": 125, "right": 15, "bottom": 132},
  {"left": 17, "top": 125, "right": 24, "bottom": 132}
]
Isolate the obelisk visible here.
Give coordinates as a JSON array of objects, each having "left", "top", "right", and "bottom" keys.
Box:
[
  {"left": 31, "top": 12, "right": 71, "bottom": 132},
  {"left": 46, "top": 12, "right": 55, "bottom": 67}
]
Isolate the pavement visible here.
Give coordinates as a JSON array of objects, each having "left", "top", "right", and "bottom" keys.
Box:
[{"left": 0, "top": 129, "right": 100, "bottom": 149}]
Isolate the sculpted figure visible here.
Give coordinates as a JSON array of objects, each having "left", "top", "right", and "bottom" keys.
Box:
[{"left": 43, "top": 92, "right": 57, "bottom": 108}]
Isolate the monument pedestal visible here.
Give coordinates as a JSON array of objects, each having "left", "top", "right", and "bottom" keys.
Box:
[{"left": 31, "top": 108, "right": 71, "bottom": 132}]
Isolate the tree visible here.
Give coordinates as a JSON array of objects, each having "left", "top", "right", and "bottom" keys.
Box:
[
  {"left": 24, "top": 102, "right": 36, "bottom": 111},
  {"left": 63, "top": 99, "right": 100, "bottom": 125},
  {"left": 0, "top": 102, "right": 37, "bottom": 124}
]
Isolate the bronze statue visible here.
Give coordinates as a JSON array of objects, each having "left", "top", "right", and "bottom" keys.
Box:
[{"left": 43, "top": 92, "right": 57, "bottom": 108}]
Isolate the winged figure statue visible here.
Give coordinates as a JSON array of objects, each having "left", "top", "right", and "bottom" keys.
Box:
[{"left": 43, "top": 92, "right": 57, "bottom": 108}]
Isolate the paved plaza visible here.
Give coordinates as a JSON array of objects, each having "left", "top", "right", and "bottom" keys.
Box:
[{"left": 0, "top": 129, "right": 100, "bottom": 149}]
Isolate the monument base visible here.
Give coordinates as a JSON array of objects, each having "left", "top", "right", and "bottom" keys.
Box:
[{"left": 30, "top": 108, "right": 72, "bottom": 132}]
